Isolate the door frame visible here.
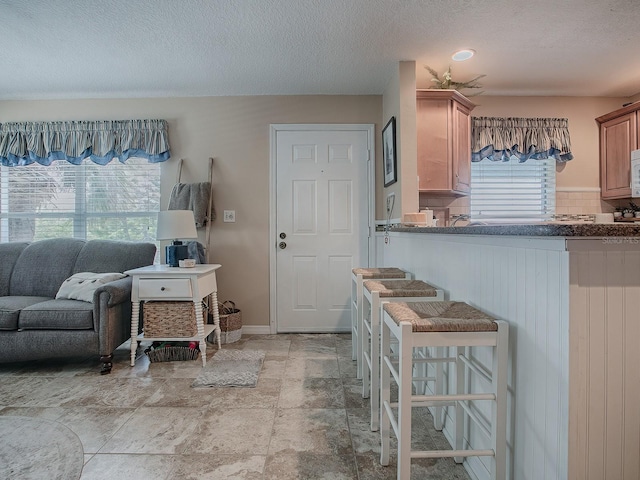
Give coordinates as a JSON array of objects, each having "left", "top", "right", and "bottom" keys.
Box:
[{"left": 269, "top": 124, "right": 376, "bottom": 334}]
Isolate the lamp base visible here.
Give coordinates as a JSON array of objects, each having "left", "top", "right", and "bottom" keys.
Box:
[{"left": 166, "top": 244, "right": 189, "bottom": 267}]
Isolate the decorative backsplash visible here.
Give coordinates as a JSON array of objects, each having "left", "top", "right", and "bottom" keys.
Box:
[{"left": 552, "top": 214, "right": 595, "bottom": 222}]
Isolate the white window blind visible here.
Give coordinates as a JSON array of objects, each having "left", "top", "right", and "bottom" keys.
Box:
[
  {"left": 470, "top": 156, "right": 556, "bottom": 223},
  {"left": 0, "top": 158, "right": 160, "bottom": 243}
]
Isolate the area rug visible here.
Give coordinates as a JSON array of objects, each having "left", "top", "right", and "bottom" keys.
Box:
[
  {"left": 192, "top": 349, "right": 265, "bottom": 388},
  {"left": 0, "top": 415, "right": 84, "bottom": 480}
]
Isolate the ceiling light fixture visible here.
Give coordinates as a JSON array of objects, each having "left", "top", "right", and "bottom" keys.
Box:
[{"left": 452, "top": 49, "right": 475, "bottom": 62}]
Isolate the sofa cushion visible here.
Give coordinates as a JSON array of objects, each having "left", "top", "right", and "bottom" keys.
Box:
[
  {"left": 73, "top": 240, "right": 156, "bottom": 274},
  {"left": 10, "top": 238, "right": 86, "bottom": 298},
  {"left": 0, "top": 296, "right": 52, "bottom": 330},
  {"left": 18, "top": 299, "right": 94, "bottom": 330},
  {"left": 55, "top": 272, "right": 127, "bottom": 303},
  {"left": 0, "top": 242, "right": 29, "bottom": 297}
]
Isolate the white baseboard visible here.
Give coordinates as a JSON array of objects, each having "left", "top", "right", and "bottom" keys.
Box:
[{"left": 241, "top": 325, "right": 272, "bottom": 335}]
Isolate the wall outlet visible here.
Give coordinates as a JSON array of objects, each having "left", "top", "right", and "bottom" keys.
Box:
[{"left": 223, "top": 210, "right": 236, "bottom": 222}]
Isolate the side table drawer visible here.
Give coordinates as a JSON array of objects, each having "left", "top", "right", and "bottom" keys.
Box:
[{"left": 138, "top": 278, "right": 193, "bottom": 298}]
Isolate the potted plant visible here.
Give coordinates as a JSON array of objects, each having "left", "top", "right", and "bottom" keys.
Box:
[{"left": 623, "top": 202, "right": 638, "bottom": 218}]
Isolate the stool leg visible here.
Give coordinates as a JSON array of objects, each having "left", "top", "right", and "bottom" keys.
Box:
[
  {"left": 380, "top": 313, "right": 392, "bottom": 467},
  {"left": 433, "top": 346, "right": 444, "bottom": 431},
  {"left": 454, "top": 345, "right": 465, "bottom": 464},
  {"left": 356, "top": 276, "right": 364, "bottom": 379},
  {"left": 492, "top": 322, "right": 509, "bottom": 480},
  {"left": 397, "top": 322, "right": 413, "bottom": 480},
  {"left": 370, "top": 295, "right": 381, "bottom": 431},
  {"left": 361, "top": 293, "right": 371, "bottom": 399},
  {"left": 351, "top": 276, "right": 358, "bottom": 362}
]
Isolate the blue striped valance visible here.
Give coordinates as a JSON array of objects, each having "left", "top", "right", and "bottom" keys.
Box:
[
  {"left": 0, "top": 119, "right": 170, "bottom": 166},
  {"left": 472, "top": 117, "right": 573, "bottom": 163}
]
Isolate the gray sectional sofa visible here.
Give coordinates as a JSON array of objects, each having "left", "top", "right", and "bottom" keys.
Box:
[{"left": 0, "top": 238, "right": 156, "bottom": 373}]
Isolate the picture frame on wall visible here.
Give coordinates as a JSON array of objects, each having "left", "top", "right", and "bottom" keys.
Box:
[{"left": 382, "top": 116, "right": 397, "bottom": 187}]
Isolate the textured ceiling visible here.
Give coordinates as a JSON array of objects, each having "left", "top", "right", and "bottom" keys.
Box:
[{"left": 1, "top": 0, "right": 639, "bottom": 100}]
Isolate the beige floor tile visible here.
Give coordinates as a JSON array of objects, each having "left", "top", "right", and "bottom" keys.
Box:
[
  {"left": 240, "top": 338, "right": 291, "bottom": 357},
  {"left": 80, "top": 453, "right": 177, "bottom": 479},
  {"left": 288, "top": 337, "right": 338, "bottom": 358},
  {"left": 182, "top": 408, "right": 275, "bottom": 455},
  {"left": 278, "top": 377, "right": 345, "bottom": 408},
  {"left": 169, "top": 454, "right": 265, "bottom": 479},
  {"left": 0, "top": 332, "right": 470, "bottom": 480},
  {"left": 143, "top": 377, "right": 215, "bottom": 407},
  {"left": 284, "top": 357, "right": 341, "bottom": 378},
  {"left": 259, "top": 357, "right": 287, "bottom": 378},
  {"left": 54, "top": 407, "right": 136, "bottom": 453},
  {"left": 342, "top": 378, "right": 369, "bottom": 409},
  {"left": 264, "top": 452, "right": 358, "bottom": 479},
  {"left": 61, "top": 377, "right": 168, "bottom": 408},
  {"left": 338, "top": 357, "right": 358, "bottom": 377},
  {"left": 207, "top": 379, "right": 282, "bottom": 410},
  {"left": 98, "top": 406, "right": 203, "bottom": 454},
  {"left": 0, "top": 406, "right": 66, "bottom": 421},
  {"left": 269, "top": 408, "right": 352, "bottom": 456}
]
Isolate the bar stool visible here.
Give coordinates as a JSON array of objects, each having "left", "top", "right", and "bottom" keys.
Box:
[
  {"left": 351, "top": 267, "right": 411, "bottom": 379},
  {"left": 361, "top": 279, "right": 444, "bottom": 431},
  {"left": 380, "top": 301, "right": 508, "bottom": 480}
]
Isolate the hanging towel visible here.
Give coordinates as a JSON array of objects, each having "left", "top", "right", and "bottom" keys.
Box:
[
  {"left": 168, "top": 182, "right": 215, "bottom": 227},
  {"left": 187, "top": 241, "right": 207, "bottom": 264}
]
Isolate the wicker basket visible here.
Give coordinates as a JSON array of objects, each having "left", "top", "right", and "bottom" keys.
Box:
[
  {"left": 208, "top": 300, "right": 242, "bottom": 344},
  {"left": 143, "top": 301, "right": 197, "bottom": 337},
  {"left": 145, "top": 344, "right": 200, "bottom": 362}
]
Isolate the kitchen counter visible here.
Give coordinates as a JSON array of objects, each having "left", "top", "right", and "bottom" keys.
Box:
[
  {"left": 378, "top": 229, "right": 640, "bottom": 480},
  {"left": 391, "top": 222, "right": 640, "bottom": 236}
]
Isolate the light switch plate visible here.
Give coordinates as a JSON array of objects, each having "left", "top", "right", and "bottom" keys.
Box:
[{"left": 223, "top": 210, "right": 236, "bottom": 222}]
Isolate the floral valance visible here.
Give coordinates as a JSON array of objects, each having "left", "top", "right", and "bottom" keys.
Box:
[
  {"left": 0, "top": 119, "right": 170, "bottom": 167},
  {"left": 471, "top": 117, "right": 573, "bottom": 163}
]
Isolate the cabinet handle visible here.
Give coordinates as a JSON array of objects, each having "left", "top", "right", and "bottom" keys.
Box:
[{"left": 160, "top": 287, "right": 166, "bottom": 291}]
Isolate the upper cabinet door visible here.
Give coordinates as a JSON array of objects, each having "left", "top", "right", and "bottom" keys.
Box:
[
  {"left": 451, "top": 100, "right": 472, "bottom": 194},
  {"left": 416, "top": 90, "right": 475, "bottom": 196},
  {"left": 598, "top": 111, "right": 637, "bottom": 199}
]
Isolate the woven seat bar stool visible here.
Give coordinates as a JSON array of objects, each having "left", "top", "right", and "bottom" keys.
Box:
[
  {"left": 380, "top": 301, "right": 509, "bottom": 480},
  {"left": 362, "top": 279, "right": 444, "bottom": 431},
  {"left": 351, "top": 267, "right": 411, "bottom": 379}
]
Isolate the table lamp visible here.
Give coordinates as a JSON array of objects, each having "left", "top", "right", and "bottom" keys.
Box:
[{"left": 156, "top": 210, "right": 198, "bottom": 266}]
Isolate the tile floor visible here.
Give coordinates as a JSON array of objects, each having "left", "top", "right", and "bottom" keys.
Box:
[{"left": 0, "top": 334, "right": 470, "bottom": 479}]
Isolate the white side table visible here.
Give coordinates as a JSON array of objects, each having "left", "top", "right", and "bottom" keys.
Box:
[{"left": 125, "top": 264, "right": 222, "bottom": 367}]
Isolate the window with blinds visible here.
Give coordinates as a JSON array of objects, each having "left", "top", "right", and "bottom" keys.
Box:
[
  {"left": 470, "top": 156, "right": 556, "bottom": 223},
  {"left": 0, "top": 158, "right": 160, "bottom": 243}
]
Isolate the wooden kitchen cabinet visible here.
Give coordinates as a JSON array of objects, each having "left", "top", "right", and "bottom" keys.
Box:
[
  {"left": 416, "top": 89, "right": 475, "bottom": 195},
  {"left": 596, "top": 102, "right": 640, "bottom": 199}
]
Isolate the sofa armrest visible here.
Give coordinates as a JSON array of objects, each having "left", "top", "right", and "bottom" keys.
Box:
[
  {"left": 94, "top": 276, "right": 136, "bottom": 365},
  {"left": 93, "top": 277, "right": 133, "bottom": 306}
]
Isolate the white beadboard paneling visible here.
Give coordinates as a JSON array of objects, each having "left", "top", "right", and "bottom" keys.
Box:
[
  {"left": 569, "top": 249, "right": 640, "bottom": 480},
  {"left": 381, "top": 233, "right": 569, "bottom": 480},
  {"left": 381, "top": 233, "right": 640, "bottom": 480},
  {"left": 622, "top": 252, "right": 640, "bottom": 479}
]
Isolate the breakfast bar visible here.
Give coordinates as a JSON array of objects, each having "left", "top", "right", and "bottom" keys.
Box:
[{"left": 378, "top": 224, "right": 640, "bottom": 480}]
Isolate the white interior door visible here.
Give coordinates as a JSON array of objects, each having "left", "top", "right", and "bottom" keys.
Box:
[{"left": 271, "top": 125, "right": 372, "bottom": 332}]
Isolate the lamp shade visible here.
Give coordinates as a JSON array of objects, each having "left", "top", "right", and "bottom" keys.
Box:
[{"left": 156, "top": 210, "right": 198, "bottom": 241}]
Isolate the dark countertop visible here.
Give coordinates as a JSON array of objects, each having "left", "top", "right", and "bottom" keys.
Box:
[{"left": 390, "top": 223, "right": 640, "bottom": 237}]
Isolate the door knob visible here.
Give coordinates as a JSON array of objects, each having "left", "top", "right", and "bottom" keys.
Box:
[
  {"left": 279, "top": 232, "right": 287, "bottom": 239},
  {"left": 279, "top": 241, "right": 287, "bottom": 249}
]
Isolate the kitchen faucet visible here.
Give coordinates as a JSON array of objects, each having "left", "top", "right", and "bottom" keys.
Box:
[{"left": 451, "top": 214, "right": 470, "bottom": 226}]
